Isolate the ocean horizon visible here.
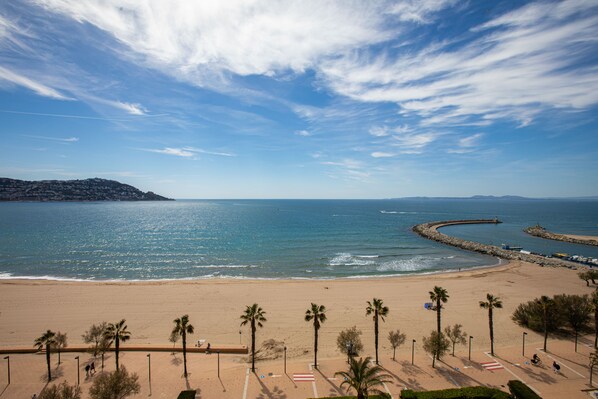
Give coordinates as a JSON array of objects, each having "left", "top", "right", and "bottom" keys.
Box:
[{"left": 1, "top": 199, "right": 597, "bottom": 282}]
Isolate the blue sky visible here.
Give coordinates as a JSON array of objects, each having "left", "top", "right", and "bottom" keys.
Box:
[{"left": 0, "top": 1, "right": 597, "bottom": 199}]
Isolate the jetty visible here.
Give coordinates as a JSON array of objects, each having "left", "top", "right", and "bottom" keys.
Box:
[
  {"left": 413, "top": 219, "right": 578, "bottom": 268},
  {"left": 524, "top": 224, "right": 598, "bottom": 247}
]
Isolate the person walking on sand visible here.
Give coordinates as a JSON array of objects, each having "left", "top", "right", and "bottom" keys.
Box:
[{"left": 90, "top": 361, "right": 95, "bottom": 374}]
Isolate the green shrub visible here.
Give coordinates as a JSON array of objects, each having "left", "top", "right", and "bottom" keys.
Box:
[
  {"left": 508, "top": 380, "right": 542, "bottom": 399},
  {"left": 400, "top": 386, "right": 509, "bottom": 399}
]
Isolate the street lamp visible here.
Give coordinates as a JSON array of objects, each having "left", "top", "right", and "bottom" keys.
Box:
[
  {"left": 283, "top": 346, "right": 287, "bottom": 374},
  {"left": 411, "top": 340, "right": 416, "bottom": 365},
  {"left": 468, "top": 336, "right": 473, "bottom": 361},
  {"left": 147, "top": 354, "right": 151, "bottom": 396},
  {"left": 217, "top": 350, "right": 221, "bottom": 378},
  {"left": 239, "top": 330, "right": 242, "bottom": 345},
  {"left": 522, "top": 332, "right": 527, "bottom": 357},
  {"left": 3, "top": 356, "right": 9, "bottom": 385},
  {"left": 75, "top": 356, "right": 80, "bottom": 385}
]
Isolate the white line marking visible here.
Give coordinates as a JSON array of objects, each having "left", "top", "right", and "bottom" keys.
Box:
[
  {"left": 382, "top": 381, "right": 394, "bottom": 399},
  {"left": 483, "top": 352, "right": 541, "bottom": 396},
  {"left": 309, "top": 363, "right": 318, "bottom": 398},
  {"left": 536, "top": 348, "right": 589, "bottom": 380},
  {"left": 242, "top": 367, "right": 250, "bottom": 399}
]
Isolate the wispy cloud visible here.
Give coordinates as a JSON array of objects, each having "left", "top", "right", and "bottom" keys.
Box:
[
  {"left": 294, "top": 130, "right": 311, "bottom": 137},
  {"left": 318, "top": 1, "right": 598, "bottom": 127},
  {"left": 371, "top": 152, "right": 395, "bottom": 158},
  {"left": 141, "top": 146, "right": 235, "bottom": 158},
  {"left": 23, "top": 135, "right": 79, "bottom": 143},
  {"left": 0, "top": 65, "right": 71, "bottom": 100}
]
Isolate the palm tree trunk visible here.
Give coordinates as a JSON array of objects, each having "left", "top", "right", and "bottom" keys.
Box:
[
  {"left": 314, "top": 326, "right": 318, "bottom": 369},
  {"left": 115, "top": 336, "right": 120, "bottom": 371},
  {"left": 183, "top": 332, "right": 188, "bottom": 377},
  {"left": 489, "top": 308, "right": 494, "bottom": 356},
  {"left": 374, "top": 313, "right": 379, "bottom": 365},
  {"left": 436, "top": 300, "right": 441, "bottom": 360},
  {"left": 251, "top": 322, "right": 256, "bottom": 372},
  {"left": 393, "top": 347, "right": 396, "bottom": 361},
  {"left": 575, "top": 330, "right": 578, "bottom": 353},
  {"left": 46, "top": 344, "right": 52, "bottom": 381},
  {"left": 543, "top": 323, "right": 548, "bottom": 352},
  {"left": 452, "top": 342, "right": 455, "bottom": 356},
  {"left": 58, "top": 349, "right": 61, "bottom": 365}
]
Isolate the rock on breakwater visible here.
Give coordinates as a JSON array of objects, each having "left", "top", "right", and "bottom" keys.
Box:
[
  {"left": 413, "top": 219, "right": 577, "bottom": 268},
  {"left": 524, "top": 225, "right": 598, "bottom": 247}
]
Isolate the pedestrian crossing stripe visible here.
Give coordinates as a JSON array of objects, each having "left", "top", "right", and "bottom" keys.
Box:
[
  {"left": 293, "top": 373, "right": 315, "bottom": 381},
  {"left": 481, "top": 361, "right": 504, "bottom": 371}
]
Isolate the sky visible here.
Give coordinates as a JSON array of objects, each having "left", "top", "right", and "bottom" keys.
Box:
[{"left": 0, "top": 1, "right": 597, "bottom": 199}]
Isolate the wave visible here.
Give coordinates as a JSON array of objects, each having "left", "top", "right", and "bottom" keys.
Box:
[
  {"left": 192, "top": 264, "right": 258, "bottom": 269},
  {"left": 329, "top": 253, "right": 377, "bottom": 267},
  {"left": 380, "top": 210, "right": 418, "bottom": 214}
]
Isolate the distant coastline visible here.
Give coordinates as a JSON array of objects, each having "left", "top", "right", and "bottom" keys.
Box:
[{"left": 0, "top": 177, "right": 173, "bottom": 202}]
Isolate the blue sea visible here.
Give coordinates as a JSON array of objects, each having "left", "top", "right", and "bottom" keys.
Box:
[{"left": 1, "top": 199, "right": 598, "bottom": 281}]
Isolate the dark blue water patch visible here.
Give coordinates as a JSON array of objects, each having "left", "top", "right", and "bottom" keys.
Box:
[{"left": 0, "top": 199, "right": 596, "bottom": 280}]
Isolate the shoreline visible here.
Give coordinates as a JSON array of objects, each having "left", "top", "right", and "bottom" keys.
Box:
[{"left": 0, "top": 257, "right": 506, "bottom": 285}]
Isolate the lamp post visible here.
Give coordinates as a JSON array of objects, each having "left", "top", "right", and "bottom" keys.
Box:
[
  {"left": 3, "top": 356, "right": 9, "bottom": 385},
  {"left": 101, "top": 352, "right": 104, "bottom": 372},
  {"left": 468, "top": 336, "right": 473, "bottom": 361},
  {"left": 75, "top": 356, "right": 80, "bottom": 385},
  {"left": 147, "top": 354, "right": 151, "bottom": 396},
  {"left": 239, "top": 330, "right": 242, "bottom": 345},
  {"left": 217, "top": 350, "right": 221, "bottom": 378},
  {"left": 283, "top": 346, "right": 287, "bottom": 374},
  {"left": 522, "top": 332, "right": 527, "bottom": 357},
  {"left": 411, "top": 340, "right": 416, "bottom": 365}
]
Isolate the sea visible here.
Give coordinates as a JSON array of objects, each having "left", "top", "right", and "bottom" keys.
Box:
[{"left": 1, "top": 199, "right": 597, "bottom": 281}]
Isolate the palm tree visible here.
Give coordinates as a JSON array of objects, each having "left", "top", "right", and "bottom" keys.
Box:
[
  {"left": 479, "top": 293, "right": 503, "bottom": 356},
  {"left": 366, "top": 298, "right": 389, "bottom": 365},
  {"left": 172, "top": 314, "right": 194, "bottom": 377},
  {"left": 334, "top": 356, "right": 392, "bottom": 399},
  {"left": 429, "top": 286, "right": 449, "bottom": 359},
  {"left": 240, "top": 303, "right": 267, "bottom": 372},
  {"left": 537, "top": 295, "right": 554, "bottom": 351},
  {"left": 34, "top": 330, "right": 56, "bottom": 382},
  {"left": 305, "top": 303, "right": 327, "bottom": 370},
  {"left": 104, "top": 319, "right": 131, "bottom": 371}
]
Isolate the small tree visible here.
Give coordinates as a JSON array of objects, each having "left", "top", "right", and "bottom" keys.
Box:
[
  {"left": 89, "top": 367, "right": 140, "bottom": 399},
  {"left": 54, "top": 332, "right": 68, "bottom": 365},
  {"left": 388, "top": 329, "right": 406, "bottom": 361},
  {"left": 82, "top": 322, "right": 110, "bottom": 357},
  {"left": 337, "top": 326, "right": 364, "bottom": 358},
  {"left": 579, "top": 271, "right": 591, "bottom": 287},
  {"left": 554, "top": 294, "right": 591, "bottom": 352},
  {"left": 422, "top": 331, "right": 450, "bottom": 368},
  {"left": 592, "top": 290, "right": 598, "bottom": 349},
  {"left": 38, "top": 381, "right": 81, "bottom": 399},
  {"left": 444, "top": 324, "right": 467, "bottom": 356}
]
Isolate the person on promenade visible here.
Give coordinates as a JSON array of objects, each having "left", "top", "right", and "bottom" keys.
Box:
[{"left": 553, "top": 361, "right": 561, "bottom": 373}]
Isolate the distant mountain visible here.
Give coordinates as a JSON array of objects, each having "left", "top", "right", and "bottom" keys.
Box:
[{"left": 0, "top": 178, "right": 173, "bottom": 202}]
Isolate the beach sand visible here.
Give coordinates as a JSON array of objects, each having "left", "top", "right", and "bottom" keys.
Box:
[{"left": 0, "top": 260, "right": 593, "bottom": 398}]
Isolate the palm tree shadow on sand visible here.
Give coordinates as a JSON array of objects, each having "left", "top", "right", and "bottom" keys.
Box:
[{"left": 254, "top": 373, "right": 286, "bottom": 399}]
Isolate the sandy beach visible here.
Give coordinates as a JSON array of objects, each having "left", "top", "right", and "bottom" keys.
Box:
[{"left": 0, "top": 260, "right": 595, "bottom": 398}]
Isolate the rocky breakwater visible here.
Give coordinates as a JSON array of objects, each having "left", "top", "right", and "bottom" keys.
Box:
[
  {"left": 524, "top": 225, "right": 598, "bottom": 247},
  {"left": 413, "top": 219, "right": 576, "bottom": 268}
]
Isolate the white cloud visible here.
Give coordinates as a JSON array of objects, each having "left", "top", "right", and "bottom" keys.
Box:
[
  {"left": 389, "top": 0, "right": 458, "bottom": 23},
  {"left": 458, "top": 133, "right": 483, "bottom": 148},
  {"left": 318, "top": 1, "right": 598, "bottom": 127},
  {"left": 24, "top": 135, "right": 79, "bottom": 142},
  {"left": 392, "top": 132, "right": 441, "bottom": 149},
  {"left": 113, "top": 101, "right": 147, "bottom": 115},
  {"left": 144, "top": 147, "right": 195, "bottom": 157},
  {"left": 0, "top": 65, "right": 71, "bottom": 100},
  {"left": 369, "top": 126, "right": 389, "bottom": 137},
  {"left": 371, "top": 152, "right": 395, "bottom": 158},
  {"left": 33, "top": 1, "right": 396, "bottom": 86},
  {"left": 294, "top": 130, "right": 311, "bottom": 137},
  {"left": 142, "top": 146, "right": 235, "bottom": 158}
]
